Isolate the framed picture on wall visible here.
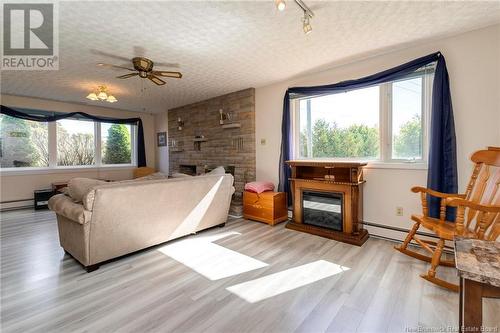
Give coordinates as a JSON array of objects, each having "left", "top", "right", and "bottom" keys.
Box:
[{"left": 157, "top": 132, "right": 167, "bottom": 147}]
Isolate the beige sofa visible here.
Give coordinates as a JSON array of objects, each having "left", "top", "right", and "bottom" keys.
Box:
[{"left": 48, "top": 174, "right": 234, "bottom": 272}]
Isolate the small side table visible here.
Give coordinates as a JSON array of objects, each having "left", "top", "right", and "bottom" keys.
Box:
[
  {"left": 455, "top": 237, "right": 500, "bottom": 332},
  {"left": 52, "top": 181, "right": 69, "bottom": 193},
  {"left": 243, "top": 191, "right": 288, "bottom": 226},
  {"left": 34, "top": 189, "right": 56, "bottom": 210}
]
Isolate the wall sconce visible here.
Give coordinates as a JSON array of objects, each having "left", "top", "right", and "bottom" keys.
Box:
[{"left": 177, "top": 117, "right": 184, "bottom": 130}]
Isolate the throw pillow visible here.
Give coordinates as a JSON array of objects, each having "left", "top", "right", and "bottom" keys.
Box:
[
  {"left": 67, "top": 178, "right": 107, "bottom": 203},
  {"left": 245, "top": 181, "right": 275, "bottom": 194}
]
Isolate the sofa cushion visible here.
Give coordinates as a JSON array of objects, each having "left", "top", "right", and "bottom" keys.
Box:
[
  {"left": 135, "top": 172, "right": 168, "bottom": 181},
  {"left": 171, "top": 172, "right": 193, "bottom": 178},
  {"left": 48, "top": 194, "right": 92, "bottom": 224},
  {"left": 68, "top": 178, "right": 107, "bottom": 203},
  {"left": 207, "top": 166, "right": 226, "bottom": 175}
]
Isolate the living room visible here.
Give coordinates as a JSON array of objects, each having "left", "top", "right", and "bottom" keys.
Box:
[{"left": 1, "top": 1, "right": 499, "bottom": 332}]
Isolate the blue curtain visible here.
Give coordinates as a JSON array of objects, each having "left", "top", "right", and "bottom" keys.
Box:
[
  {"left": 427, "top": 57, "right": 457, "bottom": 220},
  {"left": 0, "top": 105, "right": 147, "bottom": 167},
  {"left": 279, "top": 51, "right": 457, "bottom": 219}
]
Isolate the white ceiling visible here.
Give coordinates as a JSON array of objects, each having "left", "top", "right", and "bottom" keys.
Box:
[{"left": 2, "top": 1, "right": 499, "bottom": 113}]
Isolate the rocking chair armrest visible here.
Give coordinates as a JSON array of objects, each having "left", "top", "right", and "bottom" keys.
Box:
[
  {"left": 411, "top": 186, "right": 466, "bottom": 199},
  {"left": 445, "top": 198, "right": 500, "bottom": 213}
]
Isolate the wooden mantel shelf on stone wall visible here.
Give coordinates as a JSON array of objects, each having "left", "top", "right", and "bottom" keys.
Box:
[{"left": 286, "top": 160, "right": 369, "bottom": 246}]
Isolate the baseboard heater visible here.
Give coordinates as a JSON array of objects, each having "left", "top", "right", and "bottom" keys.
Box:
[
  {"left": 361, "top": 221, "right": 454, "bottom": 252},
  {"left": 0, "top": 198, "right": 34, "bottom": 212},
  {"left": 361, "top": 221, "right": 438, "bottom": 239}
]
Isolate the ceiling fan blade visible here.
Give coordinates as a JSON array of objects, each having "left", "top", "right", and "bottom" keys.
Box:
[
  {"left": 97, "top": 63, "right": 135, "bottom": 71},
  {"left": 131, "top": 46, "right": 180, "bottom": 68},
  {"left": 154, "top": 62, "right": 180, "bottom": 68},
  {"left": 117, "top": 73, "right": 139, "bottom": 79},
  {"left": 90, "top": 49, "right": 131, "bottom": 62},
  {"left": 148, "top": 75, "right": 166, "bottom": 86},
  {"left": 151, "top": 70, "right": 182, "bottom": 79}
]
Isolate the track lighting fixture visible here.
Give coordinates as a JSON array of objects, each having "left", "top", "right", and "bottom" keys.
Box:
[
  {"left": 275, "top": 0, "right": 286, "bottom": 11},
  {"left": 302, "top": 11, "right": 312, "bottom": 34},
  {"left": 275, "top": 0, "right": 314, "bottom": 35}
]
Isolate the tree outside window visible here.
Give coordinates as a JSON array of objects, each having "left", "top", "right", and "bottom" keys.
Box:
[
  {"left": 0, "top": 115, "right": 48, "bottom": 168},
  {"left": 102, "top": 123, "right": 132, "bottom": 164}
]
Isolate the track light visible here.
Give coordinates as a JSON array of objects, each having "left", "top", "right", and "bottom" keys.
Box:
[
  {"left": 275, "top": 0, "right": 286, "bottom": 11},
  {"left": 275, "top": 0, "right": 314, "bottom": 35},
  {"left": 302, "top": 11, "right": 312, "bottom": 34}
]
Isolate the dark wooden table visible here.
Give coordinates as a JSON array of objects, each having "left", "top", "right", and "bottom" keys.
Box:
[{"left": 455, "top": 237, "right": 500, "bottom": 332}]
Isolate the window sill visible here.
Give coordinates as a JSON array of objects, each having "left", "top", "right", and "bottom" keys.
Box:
[
  {"left": 0, "top": 165, "right": 137, "bottom": 176},
  {"left": 365, "top": 162, "right": 427, "bottom": 170}
]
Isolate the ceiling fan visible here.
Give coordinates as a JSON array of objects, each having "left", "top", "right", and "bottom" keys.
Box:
[{"left": 97, "top": 57, "right": 182, "bottom": 86}]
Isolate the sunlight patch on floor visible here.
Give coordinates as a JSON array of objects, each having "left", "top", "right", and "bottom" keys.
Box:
[
  {"left": 226, "top": 260, "right": 349, "bottom": 303},
  {"left": 158, "top": 231, "right": 268, "bottom": 280}
]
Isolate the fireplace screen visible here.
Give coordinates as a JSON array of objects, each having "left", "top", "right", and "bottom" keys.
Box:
[{"left": 302, "top": 191, "right": 343, "bottom": 231}]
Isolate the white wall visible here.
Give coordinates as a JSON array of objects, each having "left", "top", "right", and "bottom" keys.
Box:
[
  {"left": 255, "top": 24, "right": 500, "bottom": 240},
  {"left": 0, "top": 95, "right": 156, "bottom": 206},
  {"left": 154, "top": 112, "right": 169, "bottom": 173}
]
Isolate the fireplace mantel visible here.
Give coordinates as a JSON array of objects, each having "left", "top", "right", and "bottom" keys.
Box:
[{"left": 286, "top": 160, "right": 369, "bottom": 246}]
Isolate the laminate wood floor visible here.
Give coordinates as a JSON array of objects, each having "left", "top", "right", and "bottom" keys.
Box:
[{"left": 1, "top": 209, "right": 498, "bottom": 333}]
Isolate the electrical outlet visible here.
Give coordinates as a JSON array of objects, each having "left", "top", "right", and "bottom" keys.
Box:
[
  {"left": 396, "top": 207, "right": 404, "bottom": 216},
  {"left": 260, "top": 138, "right": 266, "bottom": 145}
]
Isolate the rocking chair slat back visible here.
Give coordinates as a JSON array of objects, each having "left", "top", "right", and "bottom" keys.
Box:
[
  {"left": 488, "top": 215, "right": 500, "bottom": 241},
  {"left": 456, "top": 151, "right": 500, "bottom": 240},
  {"left": 465, "top": 164, "right": 490, "bottom": 227}
]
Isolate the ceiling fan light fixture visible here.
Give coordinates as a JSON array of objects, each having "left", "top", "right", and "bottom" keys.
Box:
[
  {"left": 86, "top": 92, "right": 98, "bottom": 101},
  {"left": 97, "top": 91, "right": 108, "bottom": 100},
  {"left": 86, "top": 85, "right": 118, "bottom": 103},
  {"left": 275, "top": 0, "right": 286, "bottom": 11},
  {"left": 106, "top": 95, "right": 117, "bottom": 103}
]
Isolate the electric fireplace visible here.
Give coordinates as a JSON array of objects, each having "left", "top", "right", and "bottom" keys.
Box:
[
  {"left": 302, "top": 191, "right": 343, "bottom": 231},
  {"left": 285, "top": 160, "right": 369, "bottom": 246}
]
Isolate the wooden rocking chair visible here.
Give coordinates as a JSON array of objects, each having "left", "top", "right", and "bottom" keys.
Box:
[{"left": 395, "top": 148, "right": 500, "bottom": 291}]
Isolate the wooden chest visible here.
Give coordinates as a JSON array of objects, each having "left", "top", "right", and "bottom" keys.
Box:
[{"left": 243, "top": 191, "right": 288, "bottom": 226}]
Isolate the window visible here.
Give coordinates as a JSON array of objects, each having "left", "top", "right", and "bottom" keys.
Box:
[
  {"left": 0, "top": 112, "right": 137, "bottom": 170},
  {"left": 57, "top": 119, "right": 95, "bottom": 166},
  {"left": 0, "top": 115, "right": 49, "bottom": 168},
  {"left": 298, "top": 86, "right": 380, "bottom": 160},
  {"left": 391, "top": 77, "right": 423, "bottom": 160},
  {"left": 101, "top": 123, "right": 133, "bottom": 165},
  {"left": 294, "top": 70, "right": 432, "bottom": 163}
]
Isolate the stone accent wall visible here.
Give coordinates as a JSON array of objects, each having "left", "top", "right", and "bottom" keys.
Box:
[{"left": 168, "top": 88, "right": 256, "bottom": 196}]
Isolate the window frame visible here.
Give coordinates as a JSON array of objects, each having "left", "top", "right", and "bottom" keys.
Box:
[
  {"left": 291, "top": 71, "right": 432, "bottom": 168},
  {"left": 0, "top": 115, "right": 137, "bottom": 173}
]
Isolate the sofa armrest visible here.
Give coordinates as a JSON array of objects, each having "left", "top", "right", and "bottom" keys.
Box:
[{"left": 48, "top": 194, "right": 92, "bottom": 224}]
